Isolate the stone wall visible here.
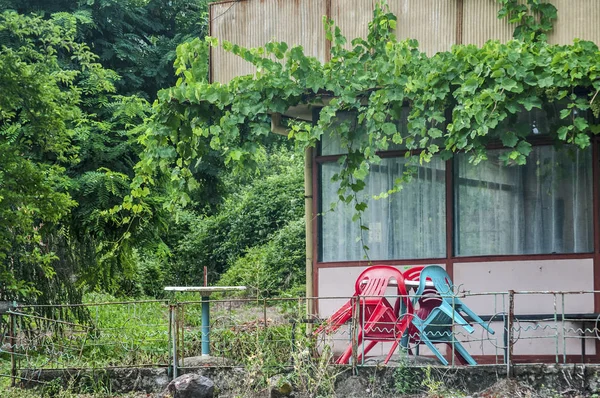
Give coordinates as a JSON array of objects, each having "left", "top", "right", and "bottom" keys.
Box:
[{"left": 17, "top": 364, "right": 600, "bottom": 397}]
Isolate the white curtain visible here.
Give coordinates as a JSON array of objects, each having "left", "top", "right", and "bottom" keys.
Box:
[
  {"left": 454, "top": 146, "right": 593, "bottom": 256},
  {"left": 320, "top": 157, "right": 447, "bottom": 262}
]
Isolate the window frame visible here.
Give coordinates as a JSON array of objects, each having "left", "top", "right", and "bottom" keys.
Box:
[{"left": 315, "top": 127, "right": 598, "bottom": 267}]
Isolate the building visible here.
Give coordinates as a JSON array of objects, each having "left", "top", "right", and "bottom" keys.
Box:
[{"left": 208, "top": 0, "right": 600, "bottom": 362}]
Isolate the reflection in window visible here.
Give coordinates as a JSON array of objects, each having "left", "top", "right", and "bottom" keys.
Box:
[
  {"left": 320, "top": 157, "right": 446, "bottom": 262},
  {"left": 454, "top": 146, "right": 593, "bottom": 256}
]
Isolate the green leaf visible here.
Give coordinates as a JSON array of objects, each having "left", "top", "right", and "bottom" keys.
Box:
[
  {"left": 574, "top": 133, "right": 590, "bottom": 148},
  {"left": 516, "top": 140, "right": 532, "bottom": 156},
  {"left": 382, "top": 122, "right": 396, "bottom": 135},
  {"left": 520, "top": 96, "right": 542, "bottom": 111},
  {"left": 574, "top": 117, "right": 589, "bottom": 132},
  {"left": 500, "top": 131, "right": 519, "bottom": 148}
]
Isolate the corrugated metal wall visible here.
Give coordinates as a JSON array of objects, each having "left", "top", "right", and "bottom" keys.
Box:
[
  {"left": 547, "top": 0, "right": 600, "bottom": 45},
  {"left": 210, "top": 0, "right": 600, "bottom": 83},
  {"left": 210, "top": 0, "right": 327, "bottom": 83},
  {"left": 462, "top": 0, "right": 513, "bottom": 46},
  {"left": 391, "top": 0, "right": 457, "bottom": 54}
]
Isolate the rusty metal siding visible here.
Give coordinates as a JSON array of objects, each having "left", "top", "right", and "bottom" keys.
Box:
[
  {"left": 210, "top": 0, "right": 327, "bottom": 83},
  {"left": 391, "top": 0, "right": 457, "bottom": 55},
  {"left": 330, "top": 0, "right": 375, "bottom": 47},
  {"left": 547, "top": 0, "right": 600, "bottom": 45},
  {"left": 210, "top": 0, "right": 600, "bottom": 83},
  {"left": 462, "top": 0, "right": 513, "bottom": 46},
  {"left": 330, "top": 0, "right": 457, "bottom": 55}
]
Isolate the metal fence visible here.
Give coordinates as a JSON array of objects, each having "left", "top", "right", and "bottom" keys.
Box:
[
  {"left": 2, "top": 290, "right": 600, "bottom": 387},
  {"left": 0, "top": 299, "right": 170, "bottom": 387}
]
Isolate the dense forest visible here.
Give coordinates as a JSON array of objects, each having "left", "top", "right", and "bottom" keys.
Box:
[{"left": 0, "top": 0, "right": 306, "bottom": 307}]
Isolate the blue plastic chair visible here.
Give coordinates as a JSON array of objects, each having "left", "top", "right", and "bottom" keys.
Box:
[
  {"left": 414, "top": 265, "right": 495, "bottom": 336},
  {"left": 408, "top": 265, "right": 494, "bottom": 365},
  {"left": 409, "top": 313, "right": 477, "bottom": 365}
]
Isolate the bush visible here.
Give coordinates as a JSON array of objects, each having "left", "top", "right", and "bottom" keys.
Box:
[
  {"left": 217, "top": 217, "right": 305, "bottom": 297},
  {"left": 167, "top": 150, "right": 304, "bottom": 286}
]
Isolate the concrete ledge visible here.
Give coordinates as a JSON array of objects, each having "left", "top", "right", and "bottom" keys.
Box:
[{"left": 17, "top": 364, "right": 600, "bottom": 397}]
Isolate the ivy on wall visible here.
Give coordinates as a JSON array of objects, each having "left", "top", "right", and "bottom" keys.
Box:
[{"left": 129, "top": 1, "right": 600, "bottom": 229}]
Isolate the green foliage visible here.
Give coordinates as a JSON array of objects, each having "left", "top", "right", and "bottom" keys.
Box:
[
  {"left": 134, "top": 1, "right": 600, "bottom": 233},
  {"left": 393, "top": 361, "right": 422, "bottom": 395},
  {"left": 165, "top": 149, "right": 304, "bottom": 287},
  {"left": 497, "top": 0, "right": 558, "bottom": 41},
  {"left": 218, "top": 217, "right": 305, "bottom": 298},
  {"left": 0, "top": 11, "right": 117, "bottom": 302},
  {"left": 1, "top": 0, "right": 210, "bottom": 100}
]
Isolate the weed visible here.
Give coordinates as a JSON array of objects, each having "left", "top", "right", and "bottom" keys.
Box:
[
  {"left": 393, "top": 361, "right": 421, "bottom": 395},
  {"left": 421, "top": 367, "right": 465, "bottom": 398}
]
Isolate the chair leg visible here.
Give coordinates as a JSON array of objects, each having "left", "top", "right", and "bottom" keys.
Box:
[
  {"left": 457, "top": 303, "right": 495, "bottom": 335},
  {"left": 419, "top": 333, "right": 449, "bottom": 366},
  {"left": 385, "top": 340, "right": 399, "bottom": 364},
  {"left": 337, "top": 329, "right": 364, "bottom": 364},
  {"left": 446, "top": 340, "right": 477, "bottom": 366},
  {"left": 356, "top": 340, "right": 378, "bottom": 364}
]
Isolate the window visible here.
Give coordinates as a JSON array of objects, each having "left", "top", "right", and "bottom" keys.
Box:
[
  {"left": 320, "top": 157, "right": 446, "bottom": 262},
  {"left": 454, "top": 146, "right": 593, "bottom": 256}
]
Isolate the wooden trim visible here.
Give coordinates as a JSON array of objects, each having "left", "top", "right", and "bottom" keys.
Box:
[
  {"left": 316, "top": 258, "right": 448, "bottom": 269},
  {"left": 593, "top": 139, "right": 600, "bottom": 312},
  {"left": 315, "top": 155, "right": 341, "bottom": 163},
  {"left": 451, "top": 253, "right": 594, "bottom": 263},
  {"left": 315, "top": 133, "right": 563, "bottom": 162},
  {"left": 316, "top": 252, "right": 593, "bottom": 269},
  {"left": 445, "top": 158, "right": 454, "bottom": 280},
  {"left": 312, "top": 145, "right": 320, "bottom": 314}
]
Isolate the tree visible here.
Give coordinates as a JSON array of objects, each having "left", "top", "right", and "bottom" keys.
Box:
[
  {"left": 1, "top": 0, "right": 210, "bottom": 99},
  {"left": 0, "top": 11, "right": 122, "bottom": 303}
]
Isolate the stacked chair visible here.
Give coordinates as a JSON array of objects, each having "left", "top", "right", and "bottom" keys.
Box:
[
  {"left": 315, "top": 265, "right": 413, "bottom": 364},
  {"left": 317, "top": 264, "right": 494, "bottom": 365},
  {"left": 406, "top": 265, "right": 494, "bottom": 365}
]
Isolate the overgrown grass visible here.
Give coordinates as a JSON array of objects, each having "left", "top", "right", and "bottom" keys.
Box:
[
  {"left": 2, "top": 293, "right": 169, "bottom": 373},
  {"left": 2, "top": 293, "right": 330, "bottom": 396}
]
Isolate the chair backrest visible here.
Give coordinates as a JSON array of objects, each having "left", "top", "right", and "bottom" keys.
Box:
[
  {"left": 354, "top": 265, "right": 412, "bottom": 314},
  {"left": 415, "top": 265, "right": 454, "bottom": 298},
  {"left": 402, "top": 266, "right": 425, "bottom": 282}
]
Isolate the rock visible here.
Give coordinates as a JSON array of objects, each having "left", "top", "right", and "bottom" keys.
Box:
[
  {"left": 161, "top": 373, "right": 215, "bottom": 398},
  {"left": 179, "top": 355, "right": 237, "bottom": 367},
  {"left": 334, "top": 375, "right": 367, "bottom": 398},
  {"left": 268, "top": 374, "right": 293, "bottom": 398}
]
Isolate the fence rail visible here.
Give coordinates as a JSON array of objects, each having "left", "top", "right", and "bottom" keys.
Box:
[{"left": 2, "top": 290, "right": 600, "bottom": 387}]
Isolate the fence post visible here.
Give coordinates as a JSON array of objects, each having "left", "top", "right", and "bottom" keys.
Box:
[
  {"left": 169, "top": 304, "right": 178, "bottom": 379},
  {"left": 507, "top": 290, "right": 515, "bottom": 378},
  {"left": 350, "top": 296, "right": 359, "bottom": 374},
  {"left": 9, "top": 310, "right": 16, "bottom": 387},
  {"left": 201, "top": 296, "right": 210, "bottom": 356}
]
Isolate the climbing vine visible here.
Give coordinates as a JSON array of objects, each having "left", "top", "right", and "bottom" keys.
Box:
[
  {"left": 130, "top": 1, "right": 600, "bottom": 230},
  {"left": 497, "top": 0, "right": 558, "bottom": 40}
]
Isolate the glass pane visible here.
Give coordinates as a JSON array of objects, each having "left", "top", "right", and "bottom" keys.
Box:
[
  {"left": 320, "top": 157, "right": 446, "bottom": 262},
  {"left": 454, "top": 146, "right": 593, "bottom": 256},
  {"left": 319, "top": 109, "right": 410, "bottom": 156}
]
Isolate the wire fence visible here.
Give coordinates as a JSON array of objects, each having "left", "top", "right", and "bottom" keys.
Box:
[{"left": 2, "top": 290, "right": 600, "bottom": 387}]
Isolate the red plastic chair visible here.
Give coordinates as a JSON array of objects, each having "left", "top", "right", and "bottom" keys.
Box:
[
  {"left": 402, "top": 266, "right": 425, "bottom": 282},
  {"left": 316, "top": 265, "right": 413, "bottom": 364}
]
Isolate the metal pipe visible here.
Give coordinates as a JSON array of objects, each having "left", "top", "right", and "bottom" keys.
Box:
[
  {"left": 10, "top": 311, "right": 16, "bottom": 387},
  {"left": 507, "top": 290, "right": 515, "bottom": 378},
  {"left": 304, "top": 146, "right": 314, "bottom": 318},
  {"left": 201, "top": 296, "right": 210, "bottom": 356},
  {"left": 170, "top": 305, "right": 178, "bottom": 378}
]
